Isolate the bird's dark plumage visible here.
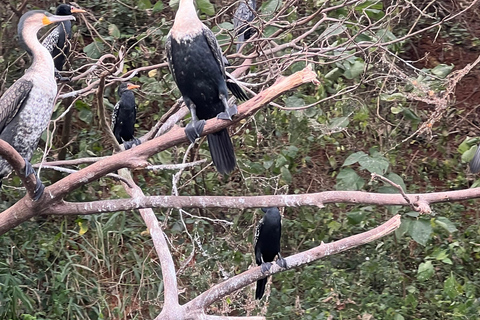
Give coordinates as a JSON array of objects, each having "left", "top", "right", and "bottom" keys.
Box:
[
  {"left": 234, "top": 0, "right": 256, "bottom": 52},
  {"left": 0, "top": 10, "right": 75, "bottom": 200},
  {"left": 470, "top": 146, "right": 480, "bottom": 173},
  {"left": 254, "top": 207, "right": 287, "bottom": 300},
  {"left": 42, "top": 4, "right": 85, "bottom": 75},
  {"left": 111, "top": 82, "right": 141, "bottom": 149},
  {"left": 166, "top": 0, "right": 247, "bottom": 174}
]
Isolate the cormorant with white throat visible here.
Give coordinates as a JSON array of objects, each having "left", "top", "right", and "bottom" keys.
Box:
[
  {"left": 0, "top": 10, "right": 75, "bottom": 200},
  {"left": 166, "top": 0, "right": 247, "bottom": 174}
]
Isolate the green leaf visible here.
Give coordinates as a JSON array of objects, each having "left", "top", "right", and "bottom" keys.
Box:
[
  {"left": 284, "top": 95, "right": 305, "bottom": 109},
  {"left": 138, "top": 0, "right": 152, "bottom": 9},
  {"left": 381, "top": 93, "right": 407, "bottom": 102},
  {"left": 417, "top": 260, "right": 434, "bottom": 281},
  {"left": 169, "top": 0, "right": 179, "bottom": 9},
  {"left": 393, "top": 314, "right": 405, "bottom": 320},
  {"left": 409, "top": 219, "right": 432, "bottom": 246},
  {"left": 153, "top": 1, "right": 164, "bottom": 12},
  {"left": 280, "top": 166, "right": 292, "bottom": 184},
  {"left": 343, "top": 151, "right": 368, "bottom": 166},
  {"left": 390, "top": 105, "right": 404, "bottom": 114},
  {"left": 319, "top": 23, "right": 347, "bottom": 39},
  {"left": 444, "top": 273, "right": 462, "bottom": 299},
  {"left": 328, "top": 117, "right": 349, "bottom": 130},
  {"left": 457, "top": 136, "right": 480, "bottom": 153},
  {"left": 402, "top": 108, "right": 420, "bottom": 121},
  {"left": 261, "top": 0, "right": 282, "bottom": 15},
  {"left": 358, "top": 153, "right": 389, "bottom": 175},
  {"left": 196, "top": 0, "right": 215, "bottom": 15},
  {"left": 435, "top": 217, "right": 457, "bottom": 233},
  {"left": 83, "top": 41, "right": 105, "bottom": 59},
  {"left": 461, "top": 145, "right": 477, "bottom": 163},
  {"left": 431, "top": 64, "right": 454, "bottom": 78},
  {"left": 108, "top": 24, "right": 121, "bottom": 39},
  {"left": 347, "top": 208, "right": 371, "bottom": 224},
  {"left": 336, "top": 168, "right": 365, "bottom": 191},
  {"left": 344, "top": 60, "right": 365, "bottom": 79}
]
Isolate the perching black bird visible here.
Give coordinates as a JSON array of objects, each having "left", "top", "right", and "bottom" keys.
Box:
[
  {"left": 0, "top": 10, "right": 75, "bottom": 200},
  {"left": 254, "top": 207, "right": 287, "bottom": 300},
  {"left": 166, "top": 0, "right": 248, "bottom": 174},
  {"left": 234, "top": 0, "right": 256, "bottom": 52},
  {"left": 111, "top": 82, "right": 141, "bottom": 150},
  {"left": 470, "top": 147, "right": 480, "bottom": 173},
  {"left": 41, "top": 4, "right": 85, "bottom": 79}
]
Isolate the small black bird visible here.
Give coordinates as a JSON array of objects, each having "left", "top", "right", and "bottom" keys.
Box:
[
  {"left": 234, "top": 0, "right": 256, "bottom": 52},
  {"left": 165, "top": 0, "right": 248, "bottom": 174},
  {"left": 254, "top": 207, "right": 287, "bottom": 300},
  {"left": 0, "top": 11, "right": 75, "bottom": 200},
  {"left": 111, "top": 82, "right": 141, "bottom": 150},
  {"left": 470, "top": 146, "right": 480, "bottom": 173},
  {"left": 42, "top": 4, "right": 85, "bottom": 80}
]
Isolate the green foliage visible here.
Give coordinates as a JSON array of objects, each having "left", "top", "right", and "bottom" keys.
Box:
[{"left": 0, "top": 0, "right": 479, "bottom": 319}]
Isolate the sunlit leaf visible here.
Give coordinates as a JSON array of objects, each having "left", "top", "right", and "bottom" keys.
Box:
[{"left": 417, "top": 260, "right": 434, "bottom": 281}]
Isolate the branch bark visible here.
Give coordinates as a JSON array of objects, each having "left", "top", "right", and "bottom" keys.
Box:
[{"left": 46, "top": 188, "right": 480, "bottom": 216}]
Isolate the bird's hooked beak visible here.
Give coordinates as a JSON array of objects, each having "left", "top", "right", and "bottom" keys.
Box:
[
  {"left": 42, "top": 13, "right": 76, "bottom": 26},
  {"left": 126, "top": 84, "right": 140, "bottom": 90},
  {"left": 70, "top": 7, "right": 87, "bottom": 14}
]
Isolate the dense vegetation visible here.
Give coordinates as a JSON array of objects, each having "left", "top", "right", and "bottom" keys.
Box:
[{"left": 0, "top": 0, "right": 479, "bottom": 319}]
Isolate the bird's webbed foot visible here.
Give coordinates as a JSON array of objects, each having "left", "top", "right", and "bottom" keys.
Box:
[
  {"left": 276, "top": 254, "right": 287, "bottom": 269},
  {"left": 124, "top": 138, "right": 141, "bottom": 150},
  {"left": 23, "top": 158, "right": 45, "bottom": 201},
  {"left": 260, "top": 262, "right": 272, "bottom": 273},
  {"left": 217, "top": 104, "right": 238, "bottom": 121},
  {"left": 185, "top": 120, "right": 206, "bottom": 143}
]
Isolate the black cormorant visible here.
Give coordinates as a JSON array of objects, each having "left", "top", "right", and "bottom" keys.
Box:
[
  {"left": 234, "top": 0, "right": 256, "bottom": 52},
  {"left": 254, "top": 207, "right": 287, "bottom": 299},
  {"left": 0, "top": 10, "right": 75, "bottom": 200},
  {"left": 111, "top": 82, "right": 141, "bottom": 150},
  {"left": 165, "top": 0, "right": 247, "bottom": 174},
  {"left": 42, "top": 4, "right": 85, "bottom": 80}
]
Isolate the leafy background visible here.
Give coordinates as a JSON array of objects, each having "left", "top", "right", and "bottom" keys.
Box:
[{"left": 0, "top": 0, "right": 480, "bottom": 319}]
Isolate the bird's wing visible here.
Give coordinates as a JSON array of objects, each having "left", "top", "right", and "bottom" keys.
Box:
[
  {"left": 254, "top": 217, "right": 264, "bottom": 265},
  {"left": 165, "top": 33, "right": 178, "bottom": 85},
  {"left": 0, "top": 79, "right": 33, "bottom": 132},
  {"left": 42, "top": 26, "right": 61, "bottom": 55},
  {"left": 202, "top": 25, "right": 226, "bottom": 78},
  {"left": 111, "top": 100, "right": 121, "bottom": 129}
]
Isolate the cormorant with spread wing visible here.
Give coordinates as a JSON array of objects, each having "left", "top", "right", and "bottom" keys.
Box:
[
  {"left": 166, "top": 0, "right": 248, "bottom": 174},
  {"left": 234, "top": 0, "right": 256, "bottom": 52},
  {"left": 42, "top": 4, "right": 85, "bottom": 80},
  {"left": 111, "top": 82, "right": 141, "bottom": 150},
  {"left": 254, "top": 207, "right": 287, "bottom": 299},
  {"left": 0, "top": 10, "right": 75, "bottom": 200}
]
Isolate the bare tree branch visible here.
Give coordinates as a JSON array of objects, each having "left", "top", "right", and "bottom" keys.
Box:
[{"left": 47, "top": 187, "right": 480, "bottom": 216}]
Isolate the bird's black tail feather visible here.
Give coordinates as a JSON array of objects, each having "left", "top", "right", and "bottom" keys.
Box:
[
  {"left": 207, "top": 128, "right": 236, "bottom": 174},
  {"left": 256, "top": 277, "right": 267, "bottom": 299}
]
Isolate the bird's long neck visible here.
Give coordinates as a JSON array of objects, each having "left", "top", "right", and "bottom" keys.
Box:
[
  {"left": 20, "top": 22, "right": 55, "bottom": 76},
  {"left": 171, "top": 0, "right": 203, "bottom": 40}
]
